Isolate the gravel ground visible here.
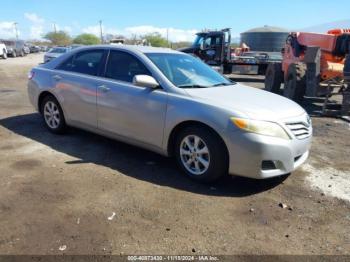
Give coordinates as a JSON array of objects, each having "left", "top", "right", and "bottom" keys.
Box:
[{"left": 0, "top": 54, "right": 349, "bottom": 255}]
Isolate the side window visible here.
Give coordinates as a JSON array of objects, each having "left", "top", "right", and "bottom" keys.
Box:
[
  {"left": 57, "top": 50, "right": 105, "bottom": 76},
  {"left": 203, "top": 37, "right": 211, "bottom": 48},
  {"left": 215, "top": 37, "right": 222, "bottom": 45},
  {"left": 105, "top": 50, "right": 151, "bottom": 83}
]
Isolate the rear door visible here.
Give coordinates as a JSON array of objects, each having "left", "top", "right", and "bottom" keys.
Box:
[
  {"left": 96, "top": 49, "right": 167, "bottom": 148},
  {"left": 53, "top": 49, "right": 107, "bottom": 129}
]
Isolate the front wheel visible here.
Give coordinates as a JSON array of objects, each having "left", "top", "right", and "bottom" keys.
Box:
[
  {"left": 265, "top": 63, "right": 283, "bottom": 94},
  {"left": 175, "top": 126, "right": 228, "bottom": 182},
  {"left": 283, "top": 63, "right": 306, "bottom": 103},
  {"left": 41, "top": 95, "right": 67, "bottom": 134}
]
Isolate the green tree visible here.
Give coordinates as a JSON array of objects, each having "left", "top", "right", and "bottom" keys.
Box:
[
  {"left": 73, "top": 33, "right": 101, "bottom": 45},
  {"left": 44, "top": 31, "right": 72, "bottom": 46},
  {"left": 143, "top": 32, "right": 168, "bottom": 47},
  {"left": 170, "top": 41, "right": 192, "bottom": 50}
]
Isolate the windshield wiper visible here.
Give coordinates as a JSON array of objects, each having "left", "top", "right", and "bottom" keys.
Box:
[{"left": 177, "top": 84, "right": 209, "bottom": 88}]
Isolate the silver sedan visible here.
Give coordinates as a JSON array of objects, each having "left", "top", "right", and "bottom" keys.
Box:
[
  {"left": 28, "top": 45, "right": 312, "bottom": 182},
  {"left": 44, "top": 47, "right": 71, "bottom": 63}
]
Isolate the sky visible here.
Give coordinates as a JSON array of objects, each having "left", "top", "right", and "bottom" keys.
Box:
[{"left": 0, "top": 0, "right": 349, "bottom": 42}]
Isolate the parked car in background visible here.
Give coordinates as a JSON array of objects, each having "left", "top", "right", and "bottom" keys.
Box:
[
  {"left": 29, "top": 45, "right": 41, "bottom": 53},
  {"left": 23, "top": 44, "right": 30, "bottom": 55},
  {"left": 40, "top": 46, "right": 49, "bottom": 52},
  {"left": 70, "top": 44, "right": 84, "bottom": 49},
  {"left": 44, "top": 47, "right": 71, "bottom": 63},
  {"left": 0, "top": 42, "right": 7, "bottom": 59},
  {"left": 3, "top": 40, "right": 27, "bottom": 57},
  {"left": 28, "top": 45, "right": 312, "bottom": 182}
]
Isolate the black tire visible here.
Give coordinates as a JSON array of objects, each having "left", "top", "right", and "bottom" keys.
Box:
[
  {"left": 20, "top": 50, "right": 24, "bottom": 57},
  {"left": 175, "top": 125, "right": 228, "bottom": 183},
  {"left": 265, "top": 63, "right": 283, "bottom": 94},
  {"left": 2, "top": 50, "right": 7, "bottom": 59},
  {"left": 40, "top": 95, "right": 67, "bottom": 134},
  {"left": 283, "top": 62, "right": 306, "bottom": 103},
  {"left": 12, "top": 50, "right": 16, "bottom": 58}
]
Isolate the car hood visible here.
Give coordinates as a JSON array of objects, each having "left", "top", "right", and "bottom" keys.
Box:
[{"left": 184, "top": 84, "right": 306, "bottom": 121}]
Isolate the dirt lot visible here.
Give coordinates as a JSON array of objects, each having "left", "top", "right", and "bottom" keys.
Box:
[{"left": 0, "top": 54, "right": 349, "bottom": 255}]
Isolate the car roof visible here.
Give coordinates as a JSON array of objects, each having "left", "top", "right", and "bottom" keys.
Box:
[{"left": 74, "top": 44, "right": 182, "bottom": 55}]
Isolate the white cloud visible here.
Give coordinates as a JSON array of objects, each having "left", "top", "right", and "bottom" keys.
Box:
[
  {"left": 125, "top": 25, "right": 197, "bottom": 42},
  {"left": 82, "top": 24, "right": 198, "bottom": 42},
  {"left": 82, "top": 25, "right": 122, "bottom": 36},
  {"left": 24, "top": 13, "right": 45, "bottom": 24},
  {"left": 54, "top": 24, "right": 73, "bottom": 33},
  {"left": 0, "top": 21, "right": 18, "bottom": 39},
  {"left": 29, "top": 25, "right": 44, "bottom": 39},
  {"left": 24, "top": 13, "right": 45, "bottom": 39}
]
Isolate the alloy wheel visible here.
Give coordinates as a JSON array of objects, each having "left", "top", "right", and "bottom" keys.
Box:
[
  {"left": 179, "top": 135, "right": 210, "bottom": 175},
  {"left": 43, "top": 101, "right": 60, "bottom": 129}
]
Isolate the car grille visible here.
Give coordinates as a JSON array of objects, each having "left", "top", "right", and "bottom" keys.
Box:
[{"left": 285, "top": 122, "right": 311, "bottom": 140}]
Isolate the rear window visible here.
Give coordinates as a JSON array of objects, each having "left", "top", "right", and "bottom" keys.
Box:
[{"left": 57, "top": 50, "right": 105, "bottom": 76}]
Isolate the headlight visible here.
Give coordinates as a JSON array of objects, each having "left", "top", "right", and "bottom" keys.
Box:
[{"left": 231, "top": 117, "right": 291, "bottom": 140}]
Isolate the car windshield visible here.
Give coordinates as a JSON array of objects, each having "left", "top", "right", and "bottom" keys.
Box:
[
  {"left": 49, "top": 48, "right": 67, "bottom": 54},
  {"left": 146, "top": 53, "right": 234, "bottom": 88}
]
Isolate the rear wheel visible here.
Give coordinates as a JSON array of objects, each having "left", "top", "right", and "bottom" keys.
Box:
[
  {"left": 40, "top": 95, "right": 67, "bottom": 134},
  {"left": 265, "top": 63, "right": 283, "bottom": 94},
  {"left": 283, "top": 63, "right": 306, "bottom": 103},
  {"left": 175, "top": 126, "right": 228, "bottom": 183}
]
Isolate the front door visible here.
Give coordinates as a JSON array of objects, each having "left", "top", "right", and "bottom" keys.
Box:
[{"left": 97, "top": 50, "right": 167, "bottom": 148}]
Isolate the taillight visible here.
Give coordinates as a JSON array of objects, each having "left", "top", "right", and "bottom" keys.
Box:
[{"left": 28, "top": 71, "right": 35, "bottom": 80}]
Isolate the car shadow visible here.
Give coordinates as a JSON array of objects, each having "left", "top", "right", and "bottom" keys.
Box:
[{"left": 0, "top": 113, "right": 287, "bottom": 197}]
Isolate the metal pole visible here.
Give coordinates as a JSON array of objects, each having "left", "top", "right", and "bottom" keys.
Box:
[
  {"left": 166, "top": 28, "right": 169, "bottom": 47},
  {"left": 14, "top": 22, "right": 19, "bottom": 40},
  {"left": 53, "top": 23, "right": 57, "bottom": 33},
  {"left": 99, "top": 20, "right": 103, "bottom": 43}
]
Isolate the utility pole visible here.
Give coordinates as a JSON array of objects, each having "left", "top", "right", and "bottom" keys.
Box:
[
  {"left": 166, "top": 28, "right": 169, "bottom": 47},
  {"left": 13, "top": 22, "right": 19, "bottom": 40},
  {"left": 53, "top": 22, "right": 57, "bottom": 33},
  {"left": 99, "top": 20, "right": 103, "bottom": 44}
]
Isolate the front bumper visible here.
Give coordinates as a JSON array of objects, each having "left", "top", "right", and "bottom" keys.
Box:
[{"left": 225, "top": 130, "right": 311, "bottom": 179}]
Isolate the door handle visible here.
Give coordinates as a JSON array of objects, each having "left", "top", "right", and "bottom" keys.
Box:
[
  {"left": 53, "top": 75, "right": 62, "bottom": 81},
  {"left": 98, "top": 84, "right": 110, "bottom": 92}
]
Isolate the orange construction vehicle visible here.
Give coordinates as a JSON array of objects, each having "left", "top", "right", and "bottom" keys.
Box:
[{"left": 265, "top": 29, "right": 350, "bottom": 117}]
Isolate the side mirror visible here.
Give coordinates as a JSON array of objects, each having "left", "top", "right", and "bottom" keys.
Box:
[{"left": 133, "top": 75, "right": 159, "bottom": 89}]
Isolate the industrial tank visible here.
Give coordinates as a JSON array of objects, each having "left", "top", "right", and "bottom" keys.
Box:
[{"left": 240, "top": 25, "right": 289, "bottom": 52}]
